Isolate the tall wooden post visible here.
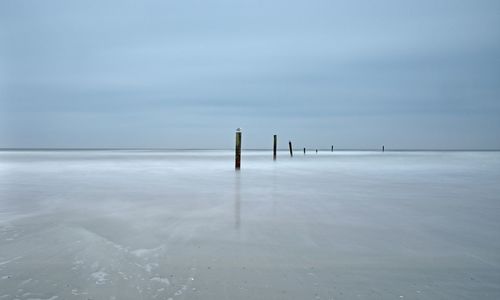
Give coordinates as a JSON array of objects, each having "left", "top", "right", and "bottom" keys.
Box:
[
  {"left": 289, "top": 141, "right": 293, "bottom": 157},
  {"left": 235, "top": 128, "right": 242, "bottom": 170},
  {"left": 273, "top": 135, "right": 277, "bottom": 160}
]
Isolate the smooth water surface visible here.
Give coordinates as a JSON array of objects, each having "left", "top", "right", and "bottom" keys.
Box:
[{"left": 1, "top": 150, "right": 500, "bottom": 299}]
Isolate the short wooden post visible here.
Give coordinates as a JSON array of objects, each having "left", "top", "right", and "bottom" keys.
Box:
[
  {"left": 316, "top": 149, "right": 318, "bottom": 154},
  {"left": 382, "top": 145, "right": 385, "bottom": 152},
  {"left": 235, "top": 128, "right": 242, "bottom": 169},
  {"left": 331, "top": 145, "right": 334, "bottom": 152},
  {"left": 303, "top": 147, "right": 306, "bottom": 155},
  {"left": 273, "top": 135, "right": 277, "bottom": 160},
  {"left": 289, "top": 141, "right": 293, "bottom": 157}
]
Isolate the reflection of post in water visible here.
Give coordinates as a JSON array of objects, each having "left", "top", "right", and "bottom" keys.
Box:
[
  {"left": 234, "top": 173, "right": 241, "bottom": 230},
  {"left": 272, "top": 166, "right": 277, "bottom": 216}
]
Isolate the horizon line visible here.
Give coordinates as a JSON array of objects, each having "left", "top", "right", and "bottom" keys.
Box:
[{"left": 1, "top": 147, "right": 499, "bottom": 152}]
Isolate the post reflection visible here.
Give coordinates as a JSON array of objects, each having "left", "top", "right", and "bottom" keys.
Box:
[
  {"left": 272, "top": 167, "right": 277, "bottom": 216},
  {"left": 234, "top": 172, "right": 241, "bottom": 230}
]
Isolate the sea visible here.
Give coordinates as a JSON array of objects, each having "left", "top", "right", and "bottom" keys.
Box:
[{"left": 1, "top": 150, "right": 499, "bottom": 299}]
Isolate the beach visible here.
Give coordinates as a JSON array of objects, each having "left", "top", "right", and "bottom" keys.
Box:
[{"left": 1, "top": 150, "right": 499, "bottom": 299}]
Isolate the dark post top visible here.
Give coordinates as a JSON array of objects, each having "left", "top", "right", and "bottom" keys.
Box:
[
  {"left": 273, "top": 135, "right": 277, "bottom": 160},
  {"left": 235, "top": 129, "right": 242, "bottom": 169}
]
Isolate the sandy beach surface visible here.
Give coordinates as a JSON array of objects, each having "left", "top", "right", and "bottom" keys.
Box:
[{"left": 1, "top": 150, "right": 499, "bottom": 299}]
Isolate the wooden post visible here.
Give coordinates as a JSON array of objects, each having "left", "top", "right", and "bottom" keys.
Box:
[
  {"left": 331, "top": 145, "right": 333, "bottom": 152},
  {"left": 303, "top": 147, "right": 306, "bottom": 155},
  {"left": 273, "top": 135, "right": 277, "bottom": 160},
  {"left": 235, "top": 128, "right": 242, "bottom": 169},
  {"left": 316, "top": 149, "right": 318, "bottom": 154},
  {"left": 382, "top": 145, "right": 385, "bottom": 152},
  {"left": 289, "top": 141, "right": 293, "bottom": 157}
]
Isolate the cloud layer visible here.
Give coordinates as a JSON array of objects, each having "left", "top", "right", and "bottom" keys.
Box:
[{"left": 1, "top": 0, "right": 499, "bottom": 149}]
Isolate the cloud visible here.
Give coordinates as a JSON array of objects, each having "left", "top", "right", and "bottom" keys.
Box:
[{"left": 1, "top": 0, "right": 499, "bottom": 148}]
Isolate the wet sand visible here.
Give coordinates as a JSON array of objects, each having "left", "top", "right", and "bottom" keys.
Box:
[{"left": 1, "top": 150, "right": 500, "bottom": 299}]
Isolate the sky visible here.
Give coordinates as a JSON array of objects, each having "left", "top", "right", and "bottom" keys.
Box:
[{"left": 1, "top": 0, "right": 499, "bottom": 149}]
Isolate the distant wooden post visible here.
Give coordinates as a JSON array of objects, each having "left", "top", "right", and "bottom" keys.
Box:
[
  {"left": 382, "top": 145, "right": 385, "bottom": 152},
  {"left": 331, "top": 145, "right": 334, "bottom": 152},
  {"left": 316, "top": 149, "right": 318, "bottom": 154},
  {"left": 235, "top": 128, "right": 242, "bottom": 169},
  {"left": 303, "top": 147, "right": 306, "bottom": 155},
  {"left": 289, "top": 141, "right": 293, "bottom": 157},
  {"left": 273, "top": 135, "right": 277, "bottom": 160}
]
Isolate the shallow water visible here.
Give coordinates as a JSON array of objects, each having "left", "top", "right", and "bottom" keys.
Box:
[{"left": 1, "top": 150, "right": 500, "bottom": 299}]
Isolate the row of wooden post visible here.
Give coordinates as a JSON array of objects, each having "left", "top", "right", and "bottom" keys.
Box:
[
  {"left": 235, "top": 129, "right": 385, "bottom": 169},
  {"left": 236, "top": 129, "right": 333, "bottom": 170}
]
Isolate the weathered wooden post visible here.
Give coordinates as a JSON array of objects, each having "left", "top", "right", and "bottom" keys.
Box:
[
  {"left": 273, "top": 135, "right": 277, "bottom": 160},
  {"left": 235, "top": 128, "right": 242, "bottom": 170},
  {"left": 289, "top": 141, "right": 293, "bottom": 157}
]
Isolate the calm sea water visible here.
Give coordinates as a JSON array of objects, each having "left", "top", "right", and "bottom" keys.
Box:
[{"left": 1, "top": 150, "right": 500, "bottom": 299}]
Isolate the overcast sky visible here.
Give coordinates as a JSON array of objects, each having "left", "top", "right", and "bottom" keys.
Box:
[{"left": 1, "top": 0, "right": 499, "bottom": 149}]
